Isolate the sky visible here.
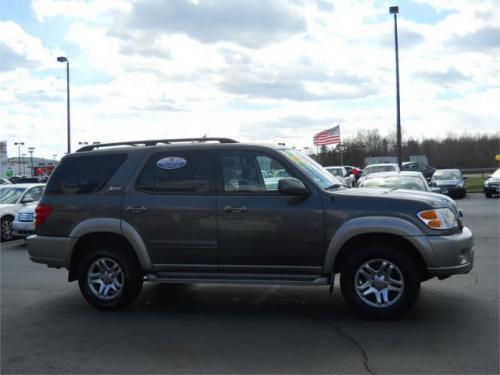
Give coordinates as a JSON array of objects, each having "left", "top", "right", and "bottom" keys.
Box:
[{"left": 0, "top": 0, "right": 499, "bottom": 159}]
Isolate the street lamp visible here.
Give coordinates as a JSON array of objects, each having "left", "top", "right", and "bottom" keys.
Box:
[
  {"left": 28, "top": 147, "right": 35, "bottom": 177},
  {"left": 389, "top": 5, "right": 402, "bottom": 169},
  {"left": 21, "top": 154, "right": 27, "bottom": 176},
  {"left": 92, "top": 141, "right": 101, "bottom": 145},
  {"left": 78, "top": 141, "right": 88, "bottom": 146},
  {"left": 57, "top": 56, "right": 71, "bottom": 154},
  {"left": 14, "top": 142, "right": 24, "bottom": 176}
]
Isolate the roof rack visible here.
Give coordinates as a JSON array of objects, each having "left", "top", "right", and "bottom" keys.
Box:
[{"left": 76, "top": 137, "right": 238, "bottom": 152}]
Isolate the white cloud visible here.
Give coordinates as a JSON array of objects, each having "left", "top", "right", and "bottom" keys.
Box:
[{"left": 0, "top": 0, "right": 498, "bottom": 160}]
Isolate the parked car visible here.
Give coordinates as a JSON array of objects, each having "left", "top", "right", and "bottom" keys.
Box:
[
  {"left": 358, "top": 171, "right": 441, "bottom": 193},
  {"left": 0, "top": 184, "right": 45, "bottom": 242},
  {"left": 401, "top": 162, "right": 435, "bottom": 180},
  {"left": 28, "top": 138, "right": 473, "bottom": 318},
  {"left": 325, "top": 166, "right": 355, "bottom": 187},
  {"left": 357, "top": 163, "right": 400, "bottom": 186},
  {"left": 483, "top": 169, "right": 500, "bottom": 198},
  {"left": 12, "top": 204, "right": 36, "bottom": 237},
  {"left": 430, "top": 169, "right": 466, "bottom": 199},
  {"left": 0, "top": 178, "right": 12, "bottom": 185}
]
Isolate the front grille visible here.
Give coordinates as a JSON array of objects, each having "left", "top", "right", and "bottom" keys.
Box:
[{"left": 18, "top": 213, "right": 34, "bottom": 222}]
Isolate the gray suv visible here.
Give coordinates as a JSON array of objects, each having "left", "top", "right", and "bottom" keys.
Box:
[{"left": 28, "top": 138, "right": 474, "bottom": 318}]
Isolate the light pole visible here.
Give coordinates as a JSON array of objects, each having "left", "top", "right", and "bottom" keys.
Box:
[
  {"left": 57, "top": 56, "right": 71, "bottom": 154},
  {"left": 14, "top": 142, "right": 24, "bottom": 176},
  {"left": 28, "top": 147, "right": 35, "bottom": 177},
  {"left": 389, "top": 6, "right": 402, "bottom": 169},
  {"left": 21, "top": 154, "right": 27, "bottom": 176}
]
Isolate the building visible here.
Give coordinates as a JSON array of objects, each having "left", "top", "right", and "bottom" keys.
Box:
[{"left": 5, "top": 156, "right": 58, "bottom": 178}]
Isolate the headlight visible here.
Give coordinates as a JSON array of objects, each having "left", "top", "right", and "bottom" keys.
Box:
[
  {"left": 456, "top": 180, "right": 465, "bottom": 187},
  {"left": 417, "top": 208, "right": 459, "bottom": 230}
]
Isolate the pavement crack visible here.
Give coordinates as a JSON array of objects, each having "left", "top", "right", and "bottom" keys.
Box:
[{"left": 299, "top": 300, "right": 376, "bottom": 375}]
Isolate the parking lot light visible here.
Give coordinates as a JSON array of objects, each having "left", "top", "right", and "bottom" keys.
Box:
[
  {"left": 28, "top": 147, "right": 35, "bottom": 177},
  {"left": 14, "top": 142, "right": 24, "bottom": 176},
  {"left": 389, "top": 5, "right": 403, "bottom": 169},
  {"left": 57, "top": 56, "right": 71, "bottom": 154}
]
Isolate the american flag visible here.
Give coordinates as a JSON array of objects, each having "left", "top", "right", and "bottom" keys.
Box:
[{"left": 313, "top": 125, "right": 341, "bottom": 146}]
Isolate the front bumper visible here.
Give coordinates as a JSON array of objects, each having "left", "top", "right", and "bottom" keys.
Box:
[
  {"left": 484, "top": 185, "right": 500, "bottom": 195},
  {"left": 426, "top": 226, "right": 474, "bottom": 277},
  {"left": 438, "top": 185, "right": 466, "bottom": 198},
  {"left": 27, "top": 235, "right": 74, "bottom": 269},
  {"left": 12, "top": 220, "right": 35, "bottom": 237}
]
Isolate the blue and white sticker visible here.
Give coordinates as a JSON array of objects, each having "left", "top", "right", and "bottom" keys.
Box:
[{"left": 157, "top": 157, "right": 187, "bottom": 170}]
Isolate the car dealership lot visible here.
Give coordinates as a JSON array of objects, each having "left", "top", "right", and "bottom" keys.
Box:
[{"left": 1, "top": 193, "right": 498, "bottom": 374}]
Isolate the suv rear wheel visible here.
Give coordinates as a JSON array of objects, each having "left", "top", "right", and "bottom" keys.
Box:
[
  {"left": 77, "top": 245, "right": 143, "bottom": 310},
  {"left": 340, "top": 244, "right": 420, "bottom": 318}
]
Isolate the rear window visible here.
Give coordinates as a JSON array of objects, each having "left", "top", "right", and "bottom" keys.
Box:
[{"left": 45, "top": 154, "right": 127, "bottom": 195}]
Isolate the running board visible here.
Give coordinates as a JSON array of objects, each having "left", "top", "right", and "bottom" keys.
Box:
[{"left": 147, "top": 272, "right": 330, "bottom": 286}]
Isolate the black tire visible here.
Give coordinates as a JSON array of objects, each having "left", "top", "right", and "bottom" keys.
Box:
[
  {"left": 485, "top": 191, "right": 492, "bottom": 198},
  {"left": 340, "top": 244, "right": 421, "bottom": 319},
  {"left": 1, "top": 216, "right": 14, "bottom": 242},
  {"left": 77, "top": 244, "right": 143, "bottom": 310}
]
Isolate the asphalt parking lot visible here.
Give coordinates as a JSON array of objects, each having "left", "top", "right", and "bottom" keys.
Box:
[{"left": 1, "top": 193, "right": 499, "bottom": 374}]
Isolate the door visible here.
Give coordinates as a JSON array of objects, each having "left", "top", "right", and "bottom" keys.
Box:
[
  {"left": 122, "top": 150, "right": 217, "bottom": 271},
  {"left": 216, "top": 150, "right": 325, "bottom": 274}
]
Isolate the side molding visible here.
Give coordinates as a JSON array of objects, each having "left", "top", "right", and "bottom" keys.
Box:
[
  {"left": 69, "top": 218, "right": 153, "bottom": 270},
  {"left": 323, "top": 216, "right": 437, "bottom": 273}
]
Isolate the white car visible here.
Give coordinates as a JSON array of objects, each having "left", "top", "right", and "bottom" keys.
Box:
[
  {"left": 0, "top": 184, "right": 45, "bottom": 242},
  {"left": 357, "top": 163, "right": 400, "bottom": 186},
  {"left": 325, "top": 166, "right": 355, "bottom": 187}
]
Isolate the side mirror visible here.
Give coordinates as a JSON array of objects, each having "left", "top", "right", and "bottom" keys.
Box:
[
  {"left": 278, "top": 178, "right": 309, "bottom": 196},
  {"left": 463, "top": 176, "right": 467, "bottom": 180}
]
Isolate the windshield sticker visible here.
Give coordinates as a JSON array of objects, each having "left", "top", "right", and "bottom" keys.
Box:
[{"left": 157, "top": 157, "right": 187, "bottom": 170}]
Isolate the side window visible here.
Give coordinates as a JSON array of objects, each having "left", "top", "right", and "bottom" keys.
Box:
[
  {"left": 45, "top": 154, "right": 127, "bottom": 195},
  {"left": 136, "top": 151, "right": 214, "bottom": 193},
  {"left": 24, "top": 186, "right": 44, "bottom": 201},
  {"left": 219, "top": 151, "right": 292, "bottom": 193}
]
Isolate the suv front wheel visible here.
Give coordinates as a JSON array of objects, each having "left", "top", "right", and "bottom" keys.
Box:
[
  {"left": 77, "top": 245, "right": 143, "bottom": 310},
  {"left": 340, "top": 244, "right": 420, "bottom": 318}
]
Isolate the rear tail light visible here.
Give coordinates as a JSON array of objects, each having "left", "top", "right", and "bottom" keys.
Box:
[{"left": 35, "top": 204, "right": 53, "bottom": 226}]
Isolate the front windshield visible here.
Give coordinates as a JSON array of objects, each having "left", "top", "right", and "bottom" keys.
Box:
[
  {"left": 361, "top": 176, "right": 427, "bottom": 191},
  {"left": 326, "top": 168, "right": 343, "bottom": 177},
  {"left": 433, "top": 170, "right": 461, "bottom": 180},
  {"left": 0, "top": 187, "right": 25, "bottom": 204},
  {"left": 280, "top": 149, "right": 344, "bottom": 189},
  {"left": 362, "top": 165, "right": 397, "bottom": 176}
]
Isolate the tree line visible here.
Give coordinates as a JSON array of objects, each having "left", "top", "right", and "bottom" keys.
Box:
[{"left": 312, "top": 129, "right": 499, "bottom": 169}]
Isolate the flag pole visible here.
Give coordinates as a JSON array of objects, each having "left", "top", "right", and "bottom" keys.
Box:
[{"left": 338, "top": 122, "right": 343, "bottom": 165}]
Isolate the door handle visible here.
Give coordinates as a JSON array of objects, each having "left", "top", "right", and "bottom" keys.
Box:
[
  {"left": 224, "top": 205, "right": 248, "bottom": 213},
  {"left": 126, "top": 206, "right": 148, "bottom": 213}
]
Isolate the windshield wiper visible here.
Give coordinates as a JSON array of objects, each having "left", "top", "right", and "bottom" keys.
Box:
[{"left": 324, "top": 184, "right": 346, "bottom": 190}]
